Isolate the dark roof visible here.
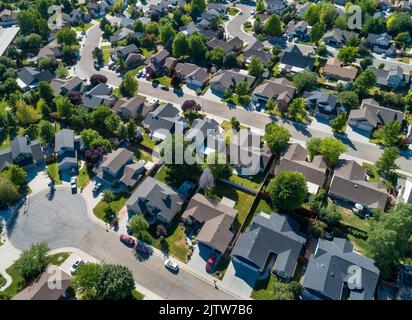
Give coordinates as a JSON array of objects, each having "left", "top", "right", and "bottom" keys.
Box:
[
  {"left": 232, "top": 212, "right": 306, "bottom": 277},
  {"left": 55, "top": 129, "right": 74, "bottom": 151},
  {"left": 280, "top": 45, "right": 315, "bottom": 69},
  {"left": 0, "top": 149, "right": 13, "bottom": 171},
  {"left": 210, "top": 70, "right": 256, "bottom": 90},
  {"left": 101, "top": 148, "right": 133, "bottom": 174},
  {"left": 303, "top": 238, "right": 380, "bottom": 300},
  {"left": 143, "top": 103, "right": 186, "bottom": 135},
  {"left": 184, "top": 118, "right": 219, "bottom": 143}
]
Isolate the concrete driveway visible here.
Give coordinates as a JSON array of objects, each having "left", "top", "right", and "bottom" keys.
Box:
[
  {"left": 221, "top": 260, "right": 259, "bottom": 298},
  {"left": 187, "top": 243, "right": 214, "bottom": 276},
  {"left": 7, "top": 188, "right": 94, "bottom": 250}
]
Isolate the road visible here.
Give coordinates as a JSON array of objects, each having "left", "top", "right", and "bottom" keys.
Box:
[
  {"left": 225, "top": 3, "right": 256, "bottom": 48},
  {"left": 76, "top": 24, "right": 412, "bottom": 175}
]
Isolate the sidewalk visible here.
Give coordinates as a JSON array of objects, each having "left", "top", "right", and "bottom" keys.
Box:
[{"left": 0, "top": 234, "right": 21, "bottom": 291}]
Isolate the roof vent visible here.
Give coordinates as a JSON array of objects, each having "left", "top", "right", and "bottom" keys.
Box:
[
  {"left": 25, "top": 135, "right": 31, "bottom": 145},
  {"left": 321, "top": 264, "right": 326, "bottom": 269}
]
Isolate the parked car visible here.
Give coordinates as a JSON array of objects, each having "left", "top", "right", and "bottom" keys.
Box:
[
  {"left": 164, "top": 259, "right": 179, "bottom": 272},
  {"left": 206, "top": 253, "right": 217, "bottom": 272},
  {"left": 47, "top": 178, "right": 53, "bottom": 187},
  {"left": 251, "top": 9, "right": 255, "bottom": 15},
  {"left": 161, "top": 86, "right": 169, "bottom": 91},
  {"left": 70, "top": 258, "right": 84, "bottom": 275},
  {"left": 135, "top": 240, "right": 151, "bottom": 254},
  {"left": 94, "top": 61, "right": 101, "bottom": 70},
  {"left": 92, "top": 183, "right": 102, "bottom": 194},
  {"left": 120, "top": 234, "right": 136, "bottom": 247},
  {"left": 70, "top": 177, "right": 77, "bottom": 189},
  {"left": 381, "top": 53, "right": 387, "bottom": 59}
]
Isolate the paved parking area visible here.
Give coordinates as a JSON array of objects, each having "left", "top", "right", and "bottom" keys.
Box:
[
  {"left": 187, "top": 244, "right": 212, "bottom": 276},
  {"left": 59, "top": 252, "right": 99, "bottom": 276},
  {"left": 221, "top": 260, "right": 258, "bottom": 298},
  {"left": 8, "top": 188, "right": 94, "bottom": 250},
  {"left": 26, "top": 167, "right": 49, "bottom": 194}
]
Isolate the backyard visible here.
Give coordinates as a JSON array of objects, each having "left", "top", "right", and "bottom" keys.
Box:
[
  {"left": 140, "top": 132, "right": 157, "bottom": 150},
  {"left": 127, "top": 144, "right": 152, "bottom": 162},
  {"left": 93, "top": 191, "right": 130, "bottom": 222},
  {"left": 228, "top": 172, "right": 265, "bottom": 191}
]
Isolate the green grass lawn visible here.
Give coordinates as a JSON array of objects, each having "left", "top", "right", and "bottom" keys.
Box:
[
  {"left": 93, "top": 191, "right": 130, "bottom": 222},
  {"left": 77, "top": 163, "right": 92, "bottom": 189},
  {"left": 140, "top": 132, "right": 157, "bottom": 150},
  {"left": 101, "top": 45, "right": 112, "bottom": 65},
  {"left": 0, "top": 263, "right": 25, "bottom": 299},
  {"left": 164, "top": 224, "right": 189, "bottom": 262},
  {"left": 228, "top": 7, "right": 240, "bottom": 15},
  {"left": 127, "top": 144, "right": 152, "bottom": 162},
  {"left": 254, "top": 198, "right": 273, "bottom": 215},
  {"left": 334, "top": 201, "right": 371, "bottom": 232},
  {"left": 132, "top": 289, "right": 145, "bottom": 300},
  {"left": 46, "top": 162, "right": 62, "bottom": 184},
  {"left": 0, "top": 136, "right": 10, "bottom": 151},
  {"left": 347, "top": 235, "right": 369, "bottom": 256},
  {"left": 362, "top": 163, "right": 380, "bottom": 183},
  {"left": 74, "top": 22, "right": 94, "bottom": 32},
  {"left": 228, "top": 172, "right": 265, "bottom": 190},
  {"left": 154, "top": 75, "right": 173, "bottom": 87},
  {"left": 251, "top": 275, "right": 277, "bottom": 300},
  {"left": 126, "top": 65, "right": 145, "bottom": 77},
  {"left": 48, "top": 252, "right": 70, "bottom": 266},
  {"left": 154, "top": 166, "right": 168, "bottom": 184},
  {"left": 0, "top": 273, "right": 6, "bottom": 288},
  {"left": 141, "top": 48, "right": 155, "bottom": 58}
]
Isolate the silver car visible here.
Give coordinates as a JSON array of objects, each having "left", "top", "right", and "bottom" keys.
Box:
[{"left": 164, "top": 259, "right": 179, "bottom": 272}]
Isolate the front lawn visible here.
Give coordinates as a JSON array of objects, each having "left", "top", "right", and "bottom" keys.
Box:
[
  {"left": 101, "top": 45, "right": 112, "bottom": 65},
  {"left": 154, "top": 166, "right": 168, "bottom": 184},
  {"left": 141, "top": 48, "right": 155, "bottom": 58},
  {"left": 46, "top": 162, "right": 62, "bottom": 185},
  {"left": 132, "top": 289, "right": 145, "bottom": 300},
  {"left": 228, "top": 7, "right": 240, "bottom": 16},
  {"left": 0, "top": 263, "right": 25, "bottom": 299},
  {"left": 93, "top": 191, "right": 130, "bottom": 222},
  {"left": 153, "top": 75, "right": 173, "bottom": 87},
  {"left": 251, "top": 275, "right": 277, "bottom": 300},
  {"left": 0, "top": 273, "right": 6, "bottom": 288},
  {"left": 334, "top": 201, "right": 371, "bottom": 232},
  {"left": 164, "top": 224, "right": 189, "bottom": 262},
  {"left": 347, "top": 235, "right": 369, "bottom": 255},
  {"left": 77, "top": 163, "right": 92, "bottom": 189},
  {"left": 48, "top": 252, "right": 70, "bottom": 266}
]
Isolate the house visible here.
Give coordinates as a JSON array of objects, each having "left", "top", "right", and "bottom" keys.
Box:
[
  {"left": 209, "top": 70, "right": 256, "bottom": 94},
  {"left": 181, "top": 193, "right": 237, "bottom": 254},
  {"left": 264, "top": 0, "right": 287, "bottom": 15},
  {"left": 120, "top": 17, "right": 136, "bottom": 29},
  {"left": 252, "top": 78, "right": 296, "bottom": 112},
  {"left": 142, "top": 103, "right": 187, "bottom": 141},
  {"left": 207, "top": 2, "right": 226, "bottom": 14},
  {"left": 279, "top": 45, "right": 315, "bottom": 74},
  {"left": 17, "top": 67, "right": 54, "bottom": 90},
  {"left": 329, "top": 159, "right": 389, "bottom": 211},
  {"left": 0, "top": 25, "right": 20, "bottom": 57},
  {"left": 37, "top": 39, "right": 61, "bottom": 61},
  {"left": 348, "top": 98, "right": 404, "bottom": 133},
  {"left": 184, "top": 118, "right": 219, "bottom": 149},
  {"left": 145, "top": 48, "right": 170, "bottom": 78},
  {"left": 86, "top": 0, "right": 108, "bottom": 18},
  {"left": 398, "top": 177, "right": 412, "bottom": 204},
  {"left": 62, "top": 9, "right": 90, "bottom": 26},
  {"left": 286, "top": 20, "right": 309, "bottom": 40},
  {"left": 12, "top": 266, "right": 72, "bottom": 300},
  {"left": 296, "top": 2, "right": 311, "bottom": 16},
  {"left": 112, "top": 96, "right": 157, "bottom": 121},
  {"left": 323, "top": 57, "right": 358, "bottom": 81},
  {"left": 366, "top": 33, "right": 396, "bottom": 55},
  {"left": 164, "top": 57, "right": 178, "bottom": 75},
  {"left": 111, "top": 44, "right": 139, "bottom": 62},
  {"left": 55, "top": 129, "right": 81, "bottom": 172},
  {"left": 278, "top": 143, "right": 327, "bottom": 194},
  {"left": 231, "top": 212, "right": 306, "bottom": 280},
  {"left": 126, "top": 176, "right": 183, "bottom": 224},
  {"left": 368, "top": 65, "right": 409, "bottom": 89},
  {"left": 243, "top": 41, "right": 273, "bottom": 65},
  {"left": 0, "top": 149, "right": 13, "bottom": 171},
  {"left": 206, "top": 36, "right": 244, "bottom": 54},
  {"left": 304, "top": 90, "right": 342, "bottom": 119},
  {"left": 174, "top": 63, "right": 209, "bottom": 87},
  {"left": 109, "top": 27, "right": 135, "bottom": 45},
  {"left": 322, "top": 29, "right": 357, "bottom": 47},
  {"left": 180, "top": 23, "right": 216, "bottom": 40},
  {"left": 228, "top": 128, "right": 272, "bottom": 176},
  {"left": 302, "top": 237, "right": 379, "bottom": 300},
  {"left": 81, "top": 83, "right": 116, "bottom": 109},
  {"left": 51, "top": 76, "right": 86, "bottom": 96},
  {"left": 95, "top": 148, "right": 145, "bottom": 189},
  {"left": 0, "top": 9, "right": 17, "bottom": 27},
  {"left": 2, "top": 136, "right": 45, "bottom": 168}
]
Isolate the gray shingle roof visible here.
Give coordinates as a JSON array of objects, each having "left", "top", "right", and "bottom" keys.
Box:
[
  {"left": 55, "top": 129, "right": 74, "bottom": 152},
  {"left": 143, "top": 103, "right": 186, "bottom": 135},
  {"left": 280, "top": 45, "right": 315, "bottom": 69}
]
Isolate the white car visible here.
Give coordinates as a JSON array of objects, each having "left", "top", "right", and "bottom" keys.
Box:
[
  {"left": 70, "top": 177, "right": 77, "bottom": 189},
  {"left": 70, "top": 258, "right": 84, "bottom": 274},
  {"left": 164, "top": 259, "right": 179, "bottom": 272},
  {"left": 47, "top": 178, "right": 53, "bottom": 187}
]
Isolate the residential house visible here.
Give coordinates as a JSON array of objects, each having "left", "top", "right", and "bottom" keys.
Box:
[
  {"left": 323, "top": 57, "right": 358, "bottom": 82},
  {"left": 180, "top": 23, "right": 216, "bottom": 40},
  {"left": 228, "top": 128, "right": 272, "bottom": 176},
  {"left": 120, "top": 17, "right": 137, "bottom": 29},
  {"left": 252, "top": 78, "right": 296, "bottom": 112},
  {"left": 348, "top": 98, "right": 404, "bottom": 133},
  {"left": 51, "top": 76, "right": 86, "bottom": 96},
  {"left": 86, "top": 0, "right": 108, "bottom": 18},
  {"left": 184, "top": 118, "right": 219, "bottom": 150},
  {"left": 37, "top": 39, "right": 61, "bottom": 61},
  {"left": 142, "top": 103, "right": 187, "bottom": 141},
  {"left": 243, "top": 41, "right": 273, "bottom": 65},
  {"left": 304, "top": 90, "right": 342, "bottom": 119},
  {"left": 279, "top": 45, "right": 315, "bottom": 74},
  {"left": 296, "top": 2, "right": 311, "bottom": 16},
  {"left": 62, "top": 9, "right": 91, "bottom": 26},
  {"left": 12, "top": 266, "right": 72, "bottom": 300},
  {"left": 164, "top": 57, "right": 178, "bottom": 75},
  {"left": 206, "top": 36, "right": 244, "bottom": 54},
  {"left": 286, "top": 20, "right": 309, "bottom": 41},
  {"left": 145, "top": 48, "right": 170, "bottom": 78},
  {"left": 368, "top": 65, "right": 409, "bottom": 89},
  {"left": 207, "top": 2, "right": 226, "bottom": 14},
  {"left": 398, "top": 177, "right": 412, "bottom": 204},
  {"left": 264, "top": 0, "right": 287, "bottom": 15},
  {"left": 55, "top": 129, "right": 81, "bottom": 172},
  {"left": 17, "top": 67, "right": 54, "bottom": 90},
  {"left": 231, "top": 212, "right": 306, "bottom": 280},
  {"left": 0, "top": 149, "right": 13, "bottom": 171},
  {"left": 278, "top": 143, "right": 328, "bottom": 194},
  {"left": 109, "top": 27, "right": 135, "bottom": 45},
  {"left": 81, "top": 83, "right": 116, "bottom": 109},
  {"left": 111, "top": 44, "right": 139, "bottom": 62},
  {"left": 366, "top": 33, "right": 396, "bottom": 55},
  {"left": 198, "top": 8, "right": 222, "bottom": 29},
  {"left": 95, "top": 148, "right": 145, "bottom": 189},
  {"left": 112, "top": 96, "right": 157, "bottom": 121},
  {"left": 0, "top": 9, "right": 17, "bottom": 27},
  {"left": 209, "top": 70, "right": 256, "bottom": 94},
  {"left": 1, "top": 136, "right": 44, "bottom": 168},
  {"left": 126, "top": 176, "right": 183, "bottom": 224},
  {"left": 181, "top": 193, "right": 237, "bottom": 254},
  {"left": 322, "top": 29, "right": 357, "bottom": 47},
  {"left": 329, "top": 159, "right": 389, "bottom": 211},
  {"left": 302, "top": 237, "right": 379, "bottom": 300},
  {"left": 174, "top": 63, "right": 209, "bottom": 88}
]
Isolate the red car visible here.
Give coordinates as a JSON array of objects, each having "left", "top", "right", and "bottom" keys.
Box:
[
  {"left": 135, "top": 241, "right": 151, "bottom": 254},
  {"left": 120, "top": 234, "right": 135, "bottom": 247},
  {"left": 206, "top": 253, "right": 217, "bottom": 272}
]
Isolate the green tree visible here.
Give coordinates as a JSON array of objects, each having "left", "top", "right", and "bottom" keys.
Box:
[
  {"left": 96, "top": 264, "right": 135, "bottom": 300},
  {"left": 16, "top": 242, "right": 50, "bottom": 282},
  {"left": 248, "top": 56, "right": 265, "bottom": 77},
  {"left": 188, "top": 32, "right": 207, "bottom": 63},
  {"left": 287, "top": 98, "right": 307, "bottom": 121},
  {"left": 264, "top": 123, "right": 291, "bottom": 155},
  {"left": 256, "top": 0, "right": 266, "bottom": 14},
  {"left": 207, "top": 152, "right": 232, "bottom": 179},
  {"left": 6, "top": 164, "right": 27, "bottom": 190},
  {"left": 293, "top": 71, "right": 318, "bottom": 93},
  {"left": 102, "top": 189, "right": 115, "bottom": 206},
  {"left": 81, "top": 129, "right": 102, "bottom": 149},
  {"left": 16, "top": 100, "right": 38, "bottom": 125},
  {"left": 263, "top": 14, "right": 282, "bottom": 37},
  {"left": 373, "top": 120, "right": 402, "bottom": 147},
  {"left": 337, "top": 46, "right": 359, "bottom": 64},
  {"left": 355, "top": 69, "right": 377, "bottom": 95},
  {"left": 319, "top": 2, "right": 338, "bottom": 29},
  {"left": 205, "top": 48, "right": 224, "bottom": 67},
  {"left": 318, "top": 203, "right": 341, "bottom": 226},
  {"left": 55, "top": 95, "right": 74, "bottom": 119},
  {"left": 128, "top": 214, "right": 149, "bottom": 239},
  {"left": 104, "top": 113, "right": 121, "bottom": 134},
  {"left": 337, "top": 91, "right": 359, "bottom": 110},
  {"left": 126, "top": 119, "right": 137, "bottom": 140},
  {"left": 304, "top": 3, "right": 321, "bottom": 25},
  {"left": 38, "top": 81, "right": 54, "bottom": 104},
  {"left": 56, "top": 65, "right": 69, "bottom": 79},
  {"left": 159, "top": 22, "right": 176, "bottom": 46},
  {"left": 330, "top": 113, "right": 347, "bottom": 133},
  {"left": 0, "top": 174, "right": 19, "bottom": 207},
  {"left": 267, "top": 172, "right": 308, "bottom": 211},
  {"left": 72, "top": 262, "right": 102, "bottom": 299},
  {"left": 375, "top": 147, "right": 399, "bottom": 177},
  {"left": 56, "top": 27, "right": 78, "bottom": 46},
  {"left": 310, "top": 22, "right": 325, "bottom": 42},
  {"left": 120, "top": 72, "right": 138, "bottom": 97},
  {"left": 172, "top": 32, "right": 189, "bottom": 58},
  {"left": 235, "top": 81, "right": 249, "bottom": 96},
  {"left": 39, "top": 120, "right": 55, "bottom": 143},
  {"left": 319, "top": 137, "right": 347, "bottom": 169}
]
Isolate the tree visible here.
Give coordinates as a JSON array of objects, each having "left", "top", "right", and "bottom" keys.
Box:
[
  {"left": 55, "top": 95, "right": 74, "bottom": 119},
  {"left": 319, "top": 137, "right": 347, "bottom": 169},
  {"left": 81, "top": 129, "right": 102, "bottom": 149},
  {"left": 337, "top": 46, "right": 359, "bottom": 64},
  {"left": 319, "top": 2, "right": 338, "bottom": 29},
  {"left": 90, "top": 74, "right": 108, "bottom": 87},
  {"left": 172, "top": 32, "right": 189, "bottom": 58},
  {"left": 57, "top": 27, "right": 78, "bottom": 46},
  {"left": 337, "top": 91, "right": 359, "bottom": 110},
  {"left": 387, "top": 12, "right": 412, "bottom": 35},
  {"left": 61, "top": 45, "right": 77, "bottom": 64},
  {"left": 367, "top": 203, "right": 412, "bottom": 278},
  {"left": 373, "top": 120, "right": 402, "bottom": 147},
  {"left": 316, "top": 44, "right": 328, "bottom": 56},
  {"left": 360, "top": 57, "right": 373, "bottom": 70},
  {"left": 263, "top": 14, "right": 282, "bottom": 37},
  {"left": 93, "top": 47, "right": 104, "bottom": 66},
  {"left": 355, "top": 69, "right": 377, "bottom": 95},
  {"left": 256, "top": 0, "right": 266, "bottom": 13},
  {"left": 6, "top": 164, "right": 27, "bottom": 190},
  {"left": 181, "top": 100, "right": 201, "bottom": 113},
  {"left": 304, "top": 3, "right": 321, "bottom": 25},
  {"left": 128, "top": 214, "right": 149, "bottom": 239},
  {"left": 188, "top": 32, "right": 207, "bottom": 63},
  {"left": 56, "top": 65, "right": 69, "bottom": 79},
  {"left": 72, "top": 262, "right": 102, "bottom": 299},
  {"left": 330, "top": 113, "right": 347, "bottom": 133},
  {"left": 267, "top": 172, "right": 308, "bottom": 211},
  {"left": 16, "top": 242, "right": 50, "bottom": 282},
  {"left": 235, "top": 81, "right": 249, "bottom": 96},
  {"left": 206, "top": 48, "right": 224, "bottom": 67},
  {"left": 39, "top": 120, "right": 55, "bottom": 143},
  {"left": 16, "top": 100, "right": 38, "bottom": 125},
  {"left": 120, "top": 72, "right": 138, "bottom": 97},
  {"left": 248, "top": 56, "right": 265, "bottom": 77},
  {"left": 207, "top": 152, "right": 232, "bottom": 179},
  {"left": 375, "top": 147, "right": 399, "bottom": 177},
  {"left": 160, "top": 22, "right": 176, "bottom": 47},
  {"left": 102, "top": 189, "right": 115, "bottom": 206},
  {"left": 361, "top": 17, "right": 386, "bottom": 35},
  {"left": 287, "top": 98, "right": 306, "bottom": 121},
  {"left": 96, "top": 264, "right": 135, "bottom": 300},
  {"left": 293, "top": 71, "right": 318, "bottom": 93},
  {"left": 38, "top": 81, "right": 54, "bottom": 104},
  {"left": 126, "top": 119, "right": 137, "bottom": 140},
  {"left": 264, "top": 123, "right": 291, "bottom": 155},
  {"left": 310, "top": 22, "right": 325, "bottom": 42},
  {"left": 0, "top": 174, "right": 19, "bottom": 207},
  {"left": 319, "top": 203, "right": 341, "bottom": 226}
]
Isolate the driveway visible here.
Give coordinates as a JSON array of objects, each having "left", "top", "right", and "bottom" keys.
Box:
[
  {"left": 187, "top": 243, "right": 213, "bottom": 276},
  {"left": 7, "top": 188, "right": 94, "bottom": 250},
  {"left": 221, "top": 260, "right": 259, "bottom": 298}
]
